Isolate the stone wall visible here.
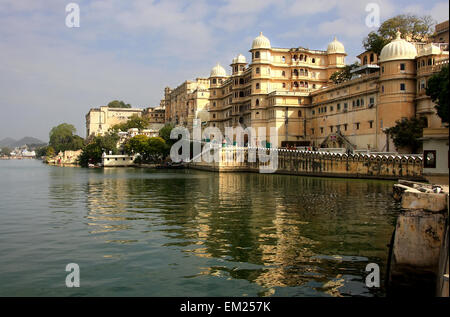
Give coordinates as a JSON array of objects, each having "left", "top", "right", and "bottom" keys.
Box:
[{"left": 190, "top": 148, "right": 424, "bottom": 180}]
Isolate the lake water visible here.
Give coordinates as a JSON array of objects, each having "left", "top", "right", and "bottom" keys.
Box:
[{"left": 0, "top": 159, "right": 400, "bottom": 296}]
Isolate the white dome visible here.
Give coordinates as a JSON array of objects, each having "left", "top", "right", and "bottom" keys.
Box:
[
  {"left": 252, "top": 32, "right": 271, "bottom": 49},
  {"left": 210, "top": 63, "right": 227, "bottom": 77},
  {"left": 379, "top": 31, "right": 417, "bottom": 62},
  {"left": 232, "top": 53, "right": 247, "bottom": 64},
  {"left": 327, "top": 37, "right": 345, "bottom": 54}
]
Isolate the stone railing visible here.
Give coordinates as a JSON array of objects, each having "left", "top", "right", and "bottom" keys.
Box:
[{"left": 189, "top": 147, "right": 424, "bottom": 180}]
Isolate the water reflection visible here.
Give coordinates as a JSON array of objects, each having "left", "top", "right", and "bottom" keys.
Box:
[{"left": 49, "top": 168, "right": 400, "bottom": 296}]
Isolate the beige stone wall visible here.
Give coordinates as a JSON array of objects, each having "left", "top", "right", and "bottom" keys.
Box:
[{"left": 190, "top": 148, "right": 423, "bottom": 180}]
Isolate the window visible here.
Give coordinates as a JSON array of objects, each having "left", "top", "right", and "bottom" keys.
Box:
[
  {"left": 312, "top": 110, "right": 315, "bottom": 115},
  {"left": 423, "top": 150, "right": 436, "bottom": 168},
  {"left": 337, "top": 103, "right": 341, "bottom": 110},
  {"left": 212, "top": 79, "right": 217, "bottom": 84},
  {"left": 382, "top": 66, "right": 384, "bottom": 73},
  {"left": 298, "top": 110, "right": 302, "bottom": 117},
  {"left": 344, "top": 103, "right": 348, "bottom": 109},
  {"left": 256, "top": 67, "right": 260, "bottom": 74},
  {"left": 400, "top": 83, "right": 406, "bottom": 91},
  {"left": 320, "top": 127, "right": 324, "bottom": 134},
  {"left": 255, "top": 99, "right": 259, "bottom": 106},
  {"left": 282, "top": 83, "right": 286, "bottom": 88},
  {"left": 382, "top": 86, "right": 385, "bottom": 93},
  {"left": 255, "top": 51, "right": 260, "bottom": 59},
  {"left": 282, "top": 56, "right": 286, "bottom": 62},
  {"left": 330, "top": 126, "right": 333, "bottom": 132},
  {"left": 282, "top": 71, "right": 285, "bottom": 77},
  {"left": 330, "top": 106, "right": 334, "bottom": 111},
  {"left": 355, "top": 122, "right": 360, "bottom": 130},
  {"left": 369, "top": 97, "right": 375, "bottom": 104},
  {"left": 344, "top": 124, "right": 348, "bottom": 131},
  {"left": 369, "top": 121, "right": 373, "bottom": 129},
  {"left": 312, "top": 58, "right": 315, "bottom": 63},
  {"left": 400, "top": 63, "right": 405, "bottom": 71},
  {"left": 256, "top": 83, "right": 260, "bottom": 90},
  {"left": 311, "top": 128, "right": 315, "bottom": 134}
]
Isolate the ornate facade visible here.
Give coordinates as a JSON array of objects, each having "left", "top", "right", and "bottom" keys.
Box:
[{"left": 204, "top": 30, "right": 448, "bottom": 151}]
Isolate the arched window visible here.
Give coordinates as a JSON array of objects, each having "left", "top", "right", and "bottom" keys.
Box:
[
  {"left": 305, "top": 82, "right": 308, "bottom": 88},
  {"left": 300, "top": 54, "right": 303, "bottom": 61},
  {"left": 305, "top": 69, "right": 308, "bottom": 76},
  {"left": 282, "top": 56, "right": 286, "bottom": 62},
  {"left": 255, "top": 51, "right": 260, "bottom": 59},
  {"left": 428, "top": 58, "right": 432, "bottom": 66},
  {"left": 293, "top": 55, "right": 298, "bottom": 61},
  {"left": 294, "top": 82, "right": 299, "bottom": 88},
  {"left": 300, "top": 81, "right": 304, "bottom": 87},
  {"left": 370, "top": 53, "right": 374, "bottom": 63},
  {"left": 282, "top": 83, "right": 286, "bottom": 88},
  {"left": 312, "top": 58, "right": 316, "bottom": 63},
  {"left": 293, "top": 69, "right": 299, "bottom": 76},
  {"left": 304, "top": 55, "right": 307, "bottom": 61},
  {"left": 282, "top": 71, "right": 285, "bottom": 77},
  {"left": 255, "top": 99, "right": 260, "bottom": 106}
]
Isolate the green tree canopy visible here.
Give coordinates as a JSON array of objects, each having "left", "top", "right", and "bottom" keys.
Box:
[
  {"left": 426, "top": 65, "right": 449, "bottom": 124},
  {"left": 158, "top": 123, "right": 175, "bottom": 146},
  {"left": 107, "top": 100, "right": 131, "bottom": 108},
  {"left": 78, "top": 132, "right": 119, "bottom": 167},
  {"left": 330, "top": 62, "right": 360, "bottom": 84},
  {"left": 386, "top": 117, "right": 428, "bottom": 153},
  {"left": 49, "top": 123, "right": 84, "bottom": 153},
  {"left": 0, "top": 147, "right": 11, "bottom": 156},
  {"left": 363, "top": 14, "right": 435, "bottom": 55},
  {"left": 110, "top": 114, "right": 150, "bottom": 132},
  {"left": 124, "top": 135, "right": 169, "bottom": 163}
]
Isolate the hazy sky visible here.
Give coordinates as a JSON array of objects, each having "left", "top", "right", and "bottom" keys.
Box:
[{"left": 0, "top": 0, "right": 448, "bottom": 141}]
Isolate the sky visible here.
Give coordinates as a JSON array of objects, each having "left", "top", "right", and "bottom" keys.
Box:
[{"left": 0, "top": 0, "right": 448, "bottom": 141}]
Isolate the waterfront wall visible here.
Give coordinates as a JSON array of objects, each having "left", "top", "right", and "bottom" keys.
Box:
[{"left": 190, "top": 148, "right": 424, "bottom": 180}]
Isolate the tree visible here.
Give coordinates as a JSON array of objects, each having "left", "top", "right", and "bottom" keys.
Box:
[
  {"left": 124, "top": 135, "right": 169, "bottom": 163},
  {"left": 46, "top": 146, "right": 55, "bottom": 158},
  {"left": 426, "top": 65, "right": 449, "bottom": 124},
  {"left": 363, "top": 14, "right": 435, "bottom": 55},
  {"left": 110, "top": 114, "right": 150, "bottom": 132},
  {"left": 386, "top": 117, "right": 427, "bottom": 153},
  {"left": 78, "top": 132, "right": 119, "bottom": 167},
  {"left": 107, "top": 100, "right": 131, "bottom": 108},
  {"left": 330, "top": 62, "right": 360, "bottom": 84},
  {"left": 49, "top": 123, "right": 84, "bottom": 153},
  {"left": 0, "top": 147, "right": 11, "bottom": 156},
  {"left": 159, "top": 123, "right": 175, "bottom": 146}
]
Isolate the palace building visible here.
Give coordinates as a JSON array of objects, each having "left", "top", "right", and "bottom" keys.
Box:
[{"left": 200, "top": 30, "right": 448, "bottom": 151}]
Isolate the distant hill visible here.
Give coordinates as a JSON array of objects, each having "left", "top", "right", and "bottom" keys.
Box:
[
  {"left": 0, "top": 137, "right": 17, "bottom": 147},
  {"left": 0, "top": 137, "right": 46, "bottom": 148}
]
